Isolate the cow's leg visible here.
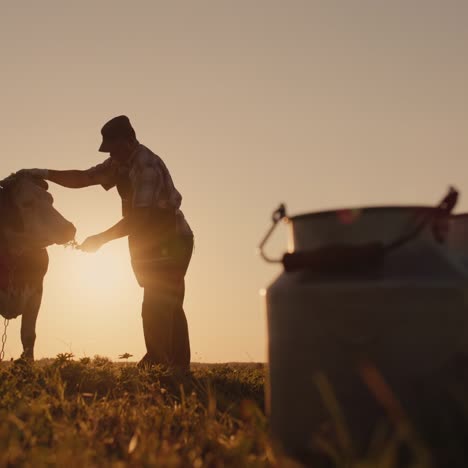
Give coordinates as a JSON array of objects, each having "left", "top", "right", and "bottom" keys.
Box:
[{"left": 20, "top": 286, "right": 43, "bottom": 360}]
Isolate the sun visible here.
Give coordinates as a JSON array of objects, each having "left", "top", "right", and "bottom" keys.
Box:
[{"left": 68, "top": 244, "right": 133, "bottom": 295}]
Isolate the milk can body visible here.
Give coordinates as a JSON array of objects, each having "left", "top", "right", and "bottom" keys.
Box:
[{"left": 262, "top": 206, "right": 468, "bottom": 461}]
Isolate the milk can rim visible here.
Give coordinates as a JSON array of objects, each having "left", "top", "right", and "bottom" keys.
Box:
[{"left": 289, "top": 205, "right": 439, "bottom": 221}]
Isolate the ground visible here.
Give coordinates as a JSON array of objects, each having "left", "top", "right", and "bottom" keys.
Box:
[
  {"left": 2, "top": 356, "right": 468, "bottom": 467},
  {"left": 0, "top": 357, "right": 279, "bottom": 467}
]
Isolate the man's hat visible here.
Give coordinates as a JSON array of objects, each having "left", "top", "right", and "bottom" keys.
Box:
[{"left": 98, "top": 115, "right": 136, "bottom": 152}]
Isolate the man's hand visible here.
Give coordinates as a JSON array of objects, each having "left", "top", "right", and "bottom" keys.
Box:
[
  {"left": 17, "top": 168, "right": 49, "bottom": 179},
  {"left": 79, "top": 218, "right": 130, "bottom": 253},
  {"left": 79, "top": 234, "right": 107, "bottom": 253}
]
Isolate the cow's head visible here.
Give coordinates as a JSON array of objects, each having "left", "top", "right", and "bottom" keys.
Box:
[{"left": 0, "top": 173, "right": 76, "bottom": 249}]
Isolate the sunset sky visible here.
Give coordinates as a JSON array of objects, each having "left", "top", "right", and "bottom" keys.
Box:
[{"left": 2, "top": 1, "right": 468, "bottom": 362}]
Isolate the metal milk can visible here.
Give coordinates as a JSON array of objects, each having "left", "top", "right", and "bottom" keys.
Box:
[{"left": 259, "top": 189, "right": 468, "bottom": 462}]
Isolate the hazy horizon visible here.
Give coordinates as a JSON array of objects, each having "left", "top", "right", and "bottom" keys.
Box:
[{"left": 2, "top": 1, "right": 468, "bottom": 362}]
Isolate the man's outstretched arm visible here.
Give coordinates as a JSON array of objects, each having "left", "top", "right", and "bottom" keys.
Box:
[
  {"left": 79, "top": 218, "right": 129, "bottom": 252},
  {"left": 47, "top": 170, "right": 94, "bottom": 188},
  {"left": 79, "top": 208, "right": 152, "bottom": 252},
  {"left": 19, "top": 168, "right": 94, "bottom": 189}
]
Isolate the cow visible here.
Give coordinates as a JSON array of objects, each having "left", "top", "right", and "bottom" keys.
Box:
[{"left": 0, "top": 172, "right": 76, "bottom": 360}]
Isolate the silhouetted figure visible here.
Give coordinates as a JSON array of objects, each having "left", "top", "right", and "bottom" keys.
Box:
[
  {"left": 0, "top": 174, "right": 76, "bottom": 360},
  {"left": 20, "top": 116, "right": 194, "bottom": 371}
]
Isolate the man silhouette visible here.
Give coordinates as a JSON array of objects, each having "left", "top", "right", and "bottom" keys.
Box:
[{"left": 21, "top": 116, "right": 194, "bottom": 371}]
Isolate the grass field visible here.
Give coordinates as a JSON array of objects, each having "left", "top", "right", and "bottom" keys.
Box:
[
  {"left": 0, "top": 356, "right": 280, "bottom": 468},
  {"left": 2, "top": 355, "right": 468, "bottom": 467}
]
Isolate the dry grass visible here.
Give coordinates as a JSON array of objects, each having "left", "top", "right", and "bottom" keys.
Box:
[
  {"left": 2, "top": 355, "right": 468, "bottom": 467},
  {"left": 0, "top": 356, "right": 277, "bottom": 467}
]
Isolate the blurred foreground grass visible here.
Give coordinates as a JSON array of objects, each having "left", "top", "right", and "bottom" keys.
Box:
[{"left": 1, "top": 355, "right": 468, "bottom": 467}]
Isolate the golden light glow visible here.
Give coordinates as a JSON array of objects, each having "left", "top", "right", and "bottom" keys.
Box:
[{"left": 68, "top": 247, "right": 131, "bottom": 295}]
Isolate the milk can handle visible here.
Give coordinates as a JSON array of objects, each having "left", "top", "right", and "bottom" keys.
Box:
[{"left": 258, "top": 204, "right": 287, "bottom": 263}]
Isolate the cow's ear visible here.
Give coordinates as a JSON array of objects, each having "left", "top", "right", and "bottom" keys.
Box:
[{"left": 31, "top": 178, "right": 49, "bottom": 191}]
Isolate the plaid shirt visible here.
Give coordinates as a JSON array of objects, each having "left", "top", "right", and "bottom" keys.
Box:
[{"left": 85, "top": 144, "right": 192, "bottom": 236}]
